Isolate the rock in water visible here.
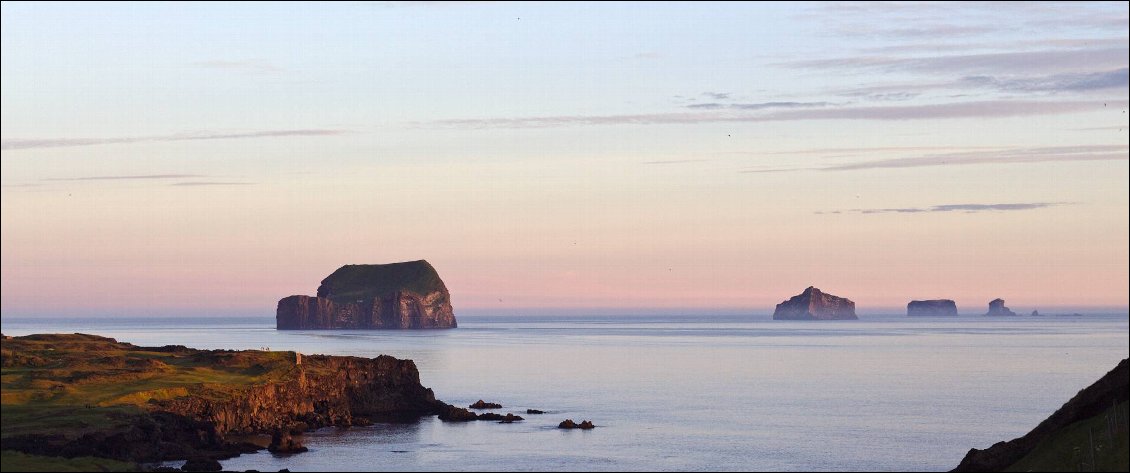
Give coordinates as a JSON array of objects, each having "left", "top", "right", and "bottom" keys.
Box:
[
  {"left": 772, "top": 287, "right": 858, "bottom": 320},
  {"left": 277, "top": 260, "right": 457, "bottom": 329},
  {"left": 907, "top": 299, "right": 958, "bottom": 316},
  {"left": 984, "top": 298, "right": 1017, "bottom": 316}
]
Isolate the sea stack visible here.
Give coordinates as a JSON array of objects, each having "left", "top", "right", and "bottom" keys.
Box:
[
  {"left": 277, "top": 260, "right": 457, "bottom": 329},
  {"left": 984, "top": 298, "right": 1017, "bottom": 316},
  {"left": 907, "top": 299, "right": 958, "bottom": 316},
  {"left": 773, "top": 287, "right": 858, "bottom": 320}
]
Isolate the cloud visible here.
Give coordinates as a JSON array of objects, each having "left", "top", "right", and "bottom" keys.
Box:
[
  {"left": 778, "top": 47, "right": 1129, "bottom": 75},
  {"left": 42, "top": 174, "right": 204, "bottom": 181},
  {"left": 2, "top": 129, "right": 347, "bottom": 151},
  {"left": 170, "top": 182, "right": 255, "bottom": 187},
  {"left": 687, "top": 101, "right": 832, "bottom": 111},
  {"left": 191, "top": 60, "right": 281, "bottom": 73},
  {"left": 641, "top": 159, "right": 708, "bottom": 165},
  {"left": 960, "top": 68, "right": 1129, "bottom": 93},
  {"left": 702, "top": 92, "right": 732, "bottom": 100},
  {"left": 827, "top": 144, "right": 1127, "bottom": 171},
  {"left": 821, "top": 202, "right": 1071, "bottom": 215},
  {"left": 428, "top": 100, "right": 1110, "bottom": 129}
]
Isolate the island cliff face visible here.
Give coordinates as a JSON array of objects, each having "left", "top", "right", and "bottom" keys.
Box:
[
  {"left": 277, "top": 260, "right": 456, "bottom": 329},
  {"left": 773, "top": 287, "right": 858, "bottom": 320},
  {"left": 908, "top": 299, "right": 958, "bottom": 316},
  {"left": 984, "top": 298, "right": 1017, "bottom": 316}
]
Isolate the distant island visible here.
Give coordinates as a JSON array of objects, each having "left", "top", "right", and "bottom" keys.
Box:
[
  {"left": 984, "top": 298, "right": 1018, "bottom": 316},
  {"left": 276, "top": 260, "right": 457, "bottom": 330},
  {"left": 773, "top": 287, "right": 858, "bottom": 320},
  {"left": 908, "top": 299, "right": 958, "bottom": 316}
]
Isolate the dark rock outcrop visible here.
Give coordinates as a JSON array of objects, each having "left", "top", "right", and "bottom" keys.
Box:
[
  {"left": 952, "top": 359, "right": 1129, "bottom": 472},
  {"left": 526, "top": 409, "right": 545, "bottom": 415},
  {"left": 276, "top": 260, "right": 457, "bottom": 330},
  {"left": 907, "top": 299, "right": 958, "bottom": 316},
  {"left": 1030, "top": 310, "right": 1041, "bottom": 316},
  {"left": 773, "top": 286, "right": 857, "bottom": 320},
  {"left": 469, "top": 400, "right": 502, "bottom": 409},
  {"left": 436, "top": 405, "right": 522, "bottom": 422},
  {"left": 558, "top": 419, "right": 595, "bottom": 430},
  {"left": 267, "top": 431, "right": 308, "bottom": 454},
  {"left": 182, "top": 457, "right": 223, "bottom": 472},
  {"left": 984, "top": 298, "right": 1017, "bottom": 316}
]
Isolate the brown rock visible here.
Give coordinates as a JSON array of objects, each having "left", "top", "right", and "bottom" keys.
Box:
[
  {"left": 277, "top": 260, "right": 457, "bottom": 330},
  {"left": 469, "top": 399, "right": 502, "bottom": 409},
  {"left": 267, "top": 430, "right": 308, "bottom": 454},
  {"left": 773, "top": 287, "right": 858, "bottom": 320}
]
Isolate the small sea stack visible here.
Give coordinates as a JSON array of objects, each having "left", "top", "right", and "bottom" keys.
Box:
[
  {"left": 907, "top": 299, "right": 958, "bottom": 316},
  {"left": 984, "top": 298, "right": 1017, "bottom": 316},
  {"left": 773, "top": 286, "right": 857, "bottom": 320}
]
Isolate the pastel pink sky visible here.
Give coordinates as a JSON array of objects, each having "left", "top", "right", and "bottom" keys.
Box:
[{"left": 2, "top": 2, "right": 1127, "bottom": 316}]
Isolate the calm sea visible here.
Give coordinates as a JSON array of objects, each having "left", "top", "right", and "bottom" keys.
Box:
[{"left": 2, "top": 314, "right": 1127, "bottom": 472}]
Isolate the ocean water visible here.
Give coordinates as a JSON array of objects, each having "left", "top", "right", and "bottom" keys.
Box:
[{"left": 2, "top": 314, "right": 1127, "bottom": 472}]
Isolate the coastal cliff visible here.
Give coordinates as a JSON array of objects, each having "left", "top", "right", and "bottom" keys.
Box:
[
  {"left": 773, "top": 286, "right": 858, "bottom": 320},
  {"left": 908, "top": 299, "right": 958, "bottom": 316},
  {"left": 984, "top": 298, "right": 1017, "bottom": 316},
  {"left": 277, "top": 260, "right": 457, "bottom": 329},
  {"left": 0, "top": 334, "right": 451, "bottom": 467},
  {"left": 952, "top": 359, "right": 1129, "bottom": 472}
]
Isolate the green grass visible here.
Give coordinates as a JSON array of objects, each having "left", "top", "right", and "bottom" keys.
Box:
[
  {"left": 1, "top": 334, "right": 301, "bottom": 439},
  {"left": 0, "top": 450, "right": 137, "bottom": 472},
  {"left": 1006, "top": 401, "right": 1129, "bottom": 472},
  {"left": 317, "top": 260, "right": 447, "bottom": 303}
]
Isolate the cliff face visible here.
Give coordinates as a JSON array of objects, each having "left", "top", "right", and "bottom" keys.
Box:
[
  {"left": 158, "top": 354, "right": 444, "bottom": 436},
  {"left": 985, "top": 298, "right": 1017, "bottom": 316},
  {"left": 952, "top": 359, "right": 1129, "bottom": 472},
  {"left": 908, "top": 299, "right": 958, "bottom": 316},
  {"left": 277, "top": 260, "right": 456, "bottom": 329},
  {"left": 773, "top": 286, "right": 858, "bottom": 320}
]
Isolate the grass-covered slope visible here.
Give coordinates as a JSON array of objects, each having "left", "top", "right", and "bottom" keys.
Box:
[
  {"left": 953, "top": 358, "right": 1129, "bottom": 472},
  {"left": 315, "top": 260, "right": 448, "bottom": 303}
]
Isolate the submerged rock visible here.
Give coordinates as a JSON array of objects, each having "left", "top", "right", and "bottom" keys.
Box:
[
  {"left": 267, "top": 431, "right": 308, "bottom": 454},
  {"left": 526, "top": 409, "right": 545, "bottom": 415},
  {"left": 469, "top": 399, "right": 502, "bottom": 409},
  {"left": 558, "top": 419, "right": 595, "bottom": 430},
  {"left": 773, "top": 287, "right": 857, "bottom": 320},
  {"left": 984, "top": 298, "right": 1017, "bottom": 316},
  {"left": 276, "top": 260, "right": 457, "bottom": 330},
  {"left": 907, "top": 299, "right": 958, "bottom": 316}
]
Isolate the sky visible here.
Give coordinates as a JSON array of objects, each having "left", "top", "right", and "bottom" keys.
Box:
[{"left": 1, "top": 1, "right": 1127, "bottom": 317}]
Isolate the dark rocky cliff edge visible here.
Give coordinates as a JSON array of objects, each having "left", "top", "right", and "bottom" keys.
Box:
[
  {"left": 0, "top": 333, "right": 469, "bottom": 468},
  {"left": 773, "top": 286, "right": 858, "bottom": 320},
  {"left": 907, "top": 299, "right": 958, "bottom": 316},
  {"left": 952, "top": 358, "right": 1129, "bottom": 472},
  {"left": 277, "top": 260, "right": 457, "bottom": 329}
]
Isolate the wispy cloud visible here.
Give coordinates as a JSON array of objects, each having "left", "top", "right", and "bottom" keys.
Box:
[
  {"left": 827, "top": 144, "right": 1127, "bottom": 171},
  {"left": 641, "top": 159, "right": 708, "bottom": 165},
  {"left": 428, "top": 100, "right": 1111, "bottom": 129},
  {"left": 779, "top": 47, "right": 1129, "bottom": 75},
  {"left": 42, "top": 174, "right": 204, "bottom": 181},
  {"left": 960, "top": 68, "right": 1129, "bottom": 93},
  {"left": 686, "top": 101, "right": 831, "bottom": 111},
  {"left": 2, "top": 129, "right": 347, "bottom": 151},
  {"left": 170, "top": 182, "right": 255, "bottom": 187},
  {"left": 818, "top": 202, "right": 1072, "bottom": 215},
  {"left": 191, "top": 60, "right": 281, "bottom": 73}
]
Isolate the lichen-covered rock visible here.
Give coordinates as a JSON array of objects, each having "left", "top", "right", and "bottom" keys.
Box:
[
  {"left": 984, "top": 298, "right": 1017, "bottom": 316},
  {"left": 907, "top": 299, "right": 958, "bottom": 316},
  {"left": 277, "top": 260, "right": 456, "bottom": 329},
  {"left": 773, "top": 287, "right": 857, "bottom": 320}
]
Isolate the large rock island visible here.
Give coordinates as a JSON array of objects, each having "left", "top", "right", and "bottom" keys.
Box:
[
  {"left": 277, "top": 260, "right": 457, "bottom": 329},
  {"left": 907, "top": 299, "right": 958, "bottom": 316},
  {"left": 773, "top": 286, "right": 858, "bottom": 320}
]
